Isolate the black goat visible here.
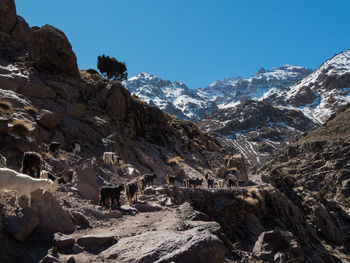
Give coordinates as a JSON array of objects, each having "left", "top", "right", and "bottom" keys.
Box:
[
  {"left": 21, "top": 152, "right": 43, "bottom": 178},
  {"left": 99, "top": 185, "right": 125, "bottom": 208}
]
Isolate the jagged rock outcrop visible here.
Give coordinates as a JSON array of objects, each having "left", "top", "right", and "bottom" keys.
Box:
[
  {"left": 0, "top": 0, "right": 17, "bottom": 35},
  {"left": 29, "top": 25, "right": 79, "bottom": 77}
]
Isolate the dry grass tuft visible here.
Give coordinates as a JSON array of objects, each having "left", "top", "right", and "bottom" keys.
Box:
[
  {"left": 227, "top": 167, "right": 238, "bottom": 172},
  {"left": 24, "top": 105, "right": 38, "bottom": 114},
  {"left": 12, "top": 119, "right": 32, "bottom": 135},
  {"left": 166, "top": 156, "right": 184, "bottom": 165},
  {"left": 59, "top": 154, "right": 67, "bottom": 160},
  {"left": 0, "top": 100, "right": 13, "bottom": 115}
]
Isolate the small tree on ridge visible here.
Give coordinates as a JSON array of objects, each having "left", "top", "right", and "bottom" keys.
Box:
[{"left": 97, "top": 54, "right": 128, "bottom": 81}]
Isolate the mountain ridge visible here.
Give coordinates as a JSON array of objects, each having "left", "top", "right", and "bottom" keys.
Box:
[{"left": 123, "top": 64, "right": 313, "bottom": 121}]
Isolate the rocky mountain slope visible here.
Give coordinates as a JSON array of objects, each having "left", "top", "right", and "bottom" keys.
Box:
[
  {"left": 198, "top": 101, "right": 319, "bottom": 170},
  {"left": 253, "top": 104, "right": 350, "bottom": 262}
]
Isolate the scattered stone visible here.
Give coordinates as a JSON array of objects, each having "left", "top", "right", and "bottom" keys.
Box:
[
  {"left": 76, "top": 232, "right": 117, "bottom": 247},
  {"left": 159, "top": 196, "right": 176, "bottom": 207},
  {"left": 81, "top": 207, "right": 107, "bottom": 221},
  {"left": 120, "top": 205, "right": 138, "bottom": 215},
  {"left": 66, "top": 256, "right": 75, "bottom": 263},
  {"left": 133, "top": 203, "right": 162, "bottom": 212},
  {"left": 105, "top": 210, "right": 123, "bottom": 219},
  {"left": 53, "top": 233, "right": 75, "bottom": 248},
  {"left": 144, "top": 187, "right": 156, "bottom": 195},
  {"left": 69, "top": 210, "right": 90, "bottom": 228}
]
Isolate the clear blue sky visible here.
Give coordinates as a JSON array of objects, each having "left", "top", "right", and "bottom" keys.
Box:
[{"left": 15, "top": 0, "right": 350, "bottom": 89}]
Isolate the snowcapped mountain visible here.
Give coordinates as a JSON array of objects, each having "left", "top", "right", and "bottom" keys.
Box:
[
  {"left": 123, "top": 65, "right": 312, "bottom": 121},
  {"left": 199, "top": 65, "right": 312, "bottom": 109},
  {"left": 123, "top": 72, "right": 218, "bottom": 120},
  {"left": 264, "top": 49, "right": 350, "bottom": 123}
]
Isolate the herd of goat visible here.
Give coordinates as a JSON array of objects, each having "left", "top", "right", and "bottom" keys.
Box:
[{"left": 0, "top": 141, "right": 241, "bottom": 209}]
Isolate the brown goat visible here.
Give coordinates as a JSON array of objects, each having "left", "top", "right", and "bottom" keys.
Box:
[
  {"left": 204, "top": 174, "right": 214, "bottom": 188},
  {"left": 166, "top": 174, "right": 176, "bottom": 186},
  {"left": 137, "top": 176, "right": 146, "bottom": 194},
  {"left": 126, "top": 181, "right": 138, "bottom": 205},
  {"left": 144, "top": 173, "right": 157, "bottom": 186},
  {"left": 183, "top": 179, "right": 189, "bottom": 187},
  {"left": 21, "top": 152, "right": 43, "bottom": 178}
]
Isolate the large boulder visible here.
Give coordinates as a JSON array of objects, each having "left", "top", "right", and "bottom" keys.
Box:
[
  {"left": 101, "top": 226, "right": 227, "bottom": 263},
  {"left": 30, "top": 190, "right": 74, "bottom": 233},
  {"left": 73, "top": 159, "right": 110, "bottom": 204},
  {"left": 0, "top": 0, "right": 17, "bottom": 34},
  {"left": 29, "top": 25, "right": 79, "bottom": 77},
  {"left": 253, "top": 230, "right": 304, "bottom": 263}
]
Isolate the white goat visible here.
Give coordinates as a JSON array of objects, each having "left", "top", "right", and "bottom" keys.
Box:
[
  {"left": 0, "top": 168, "right": 58, "bottom": 207},
  {"left": 0, "top": 157, "right": 6, "bottom": 168},
  {"left": 125, "top": 166, "right": 141, "bottom": 177},
  {"left": 103, "top": 152, "right": 120, "bottom": 166},
  {"left": 72, "top": 143, "right": 81, "bottom": 155}
]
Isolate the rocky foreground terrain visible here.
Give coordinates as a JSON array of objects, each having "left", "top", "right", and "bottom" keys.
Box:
[{"left": 0, "top": 0, "right": 350, "bottom": 263}]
